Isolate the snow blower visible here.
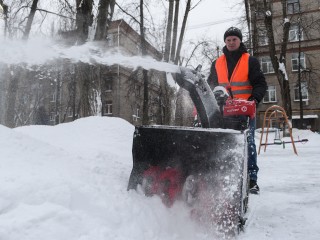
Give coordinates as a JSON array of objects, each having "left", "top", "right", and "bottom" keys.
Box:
[{"left": 127, "top": 65, "right": 255, "bottom": 236}]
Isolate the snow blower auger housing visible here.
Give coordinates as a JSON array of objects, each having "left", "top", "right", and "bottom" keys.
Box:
[{"left": 127, "top": 65, "right": 255, "bottom": 235}]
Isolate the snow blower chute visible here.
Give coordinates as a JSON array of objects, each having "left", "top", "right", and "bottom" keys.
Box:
[{"left": 127, "top": 65, "right": 255, "bottom": 235}]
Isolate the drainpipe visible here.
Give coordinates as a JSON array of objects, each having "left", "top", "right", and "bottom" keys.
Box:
[
  {"left": 298, "top": 17, "right": 303, "bottom": 129},
  {"left": 117, "top": 20, "right": 123, "bottom": 117}
]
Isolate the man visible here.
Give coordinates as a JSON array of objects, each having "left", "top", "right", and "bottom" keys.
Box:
[{"left": 207, "top": 27, "right": 267, "bottom": 194}]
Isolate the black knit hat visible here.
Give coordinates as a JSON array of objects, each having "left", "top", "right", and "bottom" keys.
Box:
[{"left": 224, "top": 27, "right": 243, "bottom": 41}]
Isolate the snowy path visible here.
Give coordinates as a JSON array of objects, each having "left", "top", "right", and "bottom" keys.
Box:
[
  {"left": 240, "top": 129, "right": 320, "bottom": 240},
  {"left": 0, "top": 117, "right": 320, "bottom": 240}
]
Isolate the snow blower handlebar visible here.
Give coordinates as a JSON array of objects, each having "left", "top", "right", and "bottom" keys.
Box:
[
  {"left": 176, "top": 66, "right": 222, "bottom": 128},
  {"left": 176, "top": 66, "right": 256, "bottom": 128}
]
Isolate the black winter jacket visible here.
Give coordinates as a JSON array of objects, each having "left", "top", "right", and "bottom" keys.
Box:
[{"left": 207, "top": 43, "right": 267, "bottom": 103}]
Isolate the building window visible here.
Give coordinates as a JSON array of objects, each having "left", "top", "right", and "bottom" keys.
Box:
[
  {"left": 258, "top": 31, "right": 268, "bottom": 46},
  {"left": 136, "top": 45, "right": 142, "bottom": 55},
  {"left": 105, "top": 81, "right": 112, "bottom": 92},
  {"left": 133, "top": 108, "right": 140, "bottom": 121},
  {"left": 287, "top": 0, "right": 300, "bottom": 14},
  {"left": 260, "top": 56, "right": 274, "bottom": 74},
  {"left": 289, "top": 24, "right": 303, "bottom": 42},
  {"left": 50, "top": 112, "right": 55, "bottom": 121},
  {"left": 105, "top": 101, "right": 112, "bottom": 115},
  {"left": 51, "top": 93, "right": 56, "bottom": 102},
  {"left": 263, "top": 86, "right": 277, "bottom": 103},
  {"left": 291, "top": 52, "right": 306, "bottom": 71},
  {"left": 136, "top": 85, "right": 141, "bottom": 97},
  {"left": 67, "top": 108, "right": 73, "bottom": 118},
  {"left": 107, "top": 34, "right": 114, "bottom": 47},
  {"left": 149, "top": 114, "right": 154, "bottom": 122},
  {"left": 255, "top": 2, "right": 265, "bottom": 18},
  {"left": 294, "top": 82, "right": 308, "bottom": 101}
]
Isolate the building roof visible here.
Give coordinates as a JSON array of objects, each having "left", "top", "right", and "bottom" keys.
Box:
[{"left": 109, "top": 19, "right": 162, "bottom": 60}]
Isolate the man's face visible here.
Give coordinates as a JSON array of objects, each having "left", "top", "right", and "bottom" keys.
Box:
[{"left": 225, "top": 36, "right": 241, "bottom": 51}]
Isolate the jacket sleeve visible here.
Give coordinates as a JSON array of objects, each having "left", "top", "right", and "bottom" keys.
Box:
[
  {"left": 207, "top": 60, "right": 218, "bottom": 90},
  {"left": 248, "top": 56, "right": 268, "bottom": 103}
]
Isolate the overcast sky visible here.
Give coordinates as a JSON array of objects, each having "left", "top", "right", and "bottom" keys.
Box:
[{"left": 184, "top": 0, "right": 244, "bottom": 44}]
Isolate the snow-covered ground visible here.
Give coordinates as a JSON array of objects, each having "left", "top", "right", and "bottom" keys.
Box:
[{"left": 0, "top": 116, "right": 319, "bottom": 240}]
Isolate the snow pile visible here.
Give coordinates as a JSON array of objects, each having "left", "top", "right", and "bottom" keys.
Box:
[
  {"left": 0, "top": 116, "right": 320, "bottom": 240},
  {"left": 0, "top": 117, "right": 207, "bottom": 240}
]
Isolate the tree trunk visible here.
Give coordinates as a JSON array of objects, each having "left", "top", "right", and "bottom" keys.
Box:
[
  {"left": 54, "top": 71, "right": 61, "bottom": 125},
  {"left": 5, "top": 66, "right": 21, "bottom": 128},
  {"left": 140, "top": 0, "right": 149, "bottom": 125},
  {"left": 164, "top": 0, "right": 174, "bottom": 62},
  {"left": 76, "top": 0, "right": 94, "bottom": 44},
  {"left": 263, "top": 0, "right": 292, "bottom": 118},
  {"left": 244, "top": 0, "right": 252, "bottom": 50},
  {"left": 71, "top": 64, "right": 77, "bottom": 121},
  {"left": 0, "top": 1, "right": 8, "bottom": 37},
  {"left": 279, "top": 0, "right": 292, "bottom": 118},
  {"left": 170, "top": 0, "right": 180, "bottom": 62},
  {"left": 251, "top": 1, "right": 259, "bottom": 56},
  {"left": 94, "top": 0, "right": 115, "bottom": 41},
  {"left": 77, "top": 63, "right": 91, "bottom": 118},
  {"left": 174, "top": 0, "right": 191, "bottom": 65},
  {"left": 22, "top": 0, "right": 39, "bottom": 40}
]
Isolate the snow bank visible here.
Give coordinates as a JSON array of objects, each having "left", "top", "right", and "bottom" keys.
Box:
[
  {"left": 0, "top": 117, "right": 210, "bottom": 240},
  {"left": 0, "top": 117, "right": 320, "bottom": 240}
]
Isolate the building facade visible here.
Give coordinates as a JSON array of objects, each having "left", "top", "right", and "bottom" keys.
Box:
[
  {"left": 249, "top": 0, "right": 320, "bottom": 131},
  {"left": 100, "top": 20, "right": 175, "bottom": 126},
  {"left": 47, "top": 20, "right": 174, "bottom": 127}
]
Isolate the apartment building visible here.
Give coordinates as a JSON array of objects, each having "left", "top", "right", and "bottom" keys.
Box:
[
  {"left": 249, "top": 0, "right": 320, "bottom": 131},
  {"left": 47, "top": 19, "right": 173, "bottom": 127},
  {"left": 97, "top": 19, "right": 172, "bottom": 126}
]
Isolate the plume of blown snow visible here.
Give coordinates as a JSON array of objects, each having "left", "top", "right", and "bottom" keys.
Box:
[{"left": 0, "top": 38, "right": 180, "bottom": 74}]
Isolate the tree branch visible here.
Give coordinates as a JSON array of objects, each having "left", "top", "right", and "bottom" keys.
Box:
[
  {"left": 115, "top": 2, "right": 140, "bottom": 25},
  {"left": 36, "top": 8, "right": 76, "bottom": 20}
]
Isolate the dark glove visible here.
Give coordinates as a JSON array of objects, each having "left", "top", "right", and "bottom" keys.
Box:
[
  {"left": 248, "top": 95, "right": 258, "bottom": 105},
  {"left": 214, "top": 91, "right": 228, "bottom": 106}
]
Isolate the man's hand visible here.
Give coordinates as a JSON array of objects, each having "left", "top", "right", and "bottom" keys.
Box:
[{"left": 248, "top": 95, "right": 258, "bottom": 105}]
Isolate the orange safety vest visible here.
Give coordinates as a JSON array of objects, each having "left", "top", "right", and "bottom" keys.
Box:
[{"left": 215, "top": 53, "right": 252, "bottom": 99}]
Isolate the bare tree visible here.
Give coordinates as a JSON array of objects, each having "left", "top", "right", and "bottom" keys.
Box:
[
  {"left": 75, "top": 0, "right": 93, "bottom": 44},
  {"left": 0, "top": 0, "right": 8, "bottom": 37},
  {"left": 246, "top": 0, "right": 292, "bottom": 117},
  {"left": 170, "top": 0, "right": 180, "bottom": 62},
  {"left": 19, "top": 0, "right": 69, "bottom": 40},
  {"left": 174, "top": 0, "right": 191, "bottom": 65},
  {"left": 262, "top": 0, "right": 292, "bottom": 117},
  {"left": 140, "top": 0, "right": 150, "bottom": 124},
  {"left": 94, "top": 0, "right": 115, "bottom": 41},
  {"left": 114, "top": 1, "right": 151, "bottom": 124},
  {"left": 4, "top": 66, "right": 20, "bottom": 128},
  {"left": 22, "top": 0, "right": 39, "bottom": 40},
  {"left": 244, "top": 0, "right": 251, "bottom": 50},
  {"left": 164, "top": 0, "right": 174, "bottom": 62},
  {"left": 181, "top": 38, "right": 219, "bottom": 71}
]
